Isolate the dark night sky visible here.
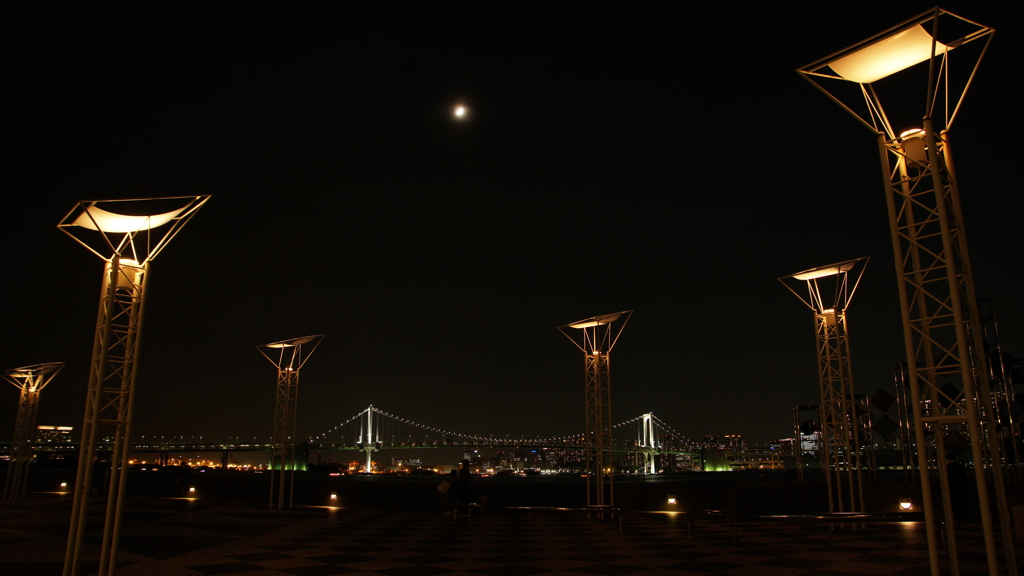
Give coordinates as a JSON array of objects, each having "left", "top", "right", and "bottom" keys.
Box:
[{"left": 4, "top": 3, "right": 1021, "bottom": 446}]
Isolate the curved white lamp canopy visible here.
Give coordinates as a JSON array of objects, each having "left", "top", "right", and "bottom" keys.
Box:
[
  {"left": 257, "top": 334, "right": 325, "bottom": 371},
  {"left": 3, "top": 362, "right": 65, "bottom": 391},
  {"left": 71, "top": 205, "right": 188, "bottom": 233},
  {"left": 780, "top": 257, "right": 869, "bottom": 313},
  {"left": 58, "top": 195, "right": 210, "bottom": 264},
  {"left": 791, "top": 262, "right": 857, "bottom": 282},
  {"left": 567, "top": 311, "right": 626, "bottom": 330},
  {"left": 797, "top": 8, "right": 994, "bottom": 138},
  {"left": 559, "top": 310, "right": 633, "bottom": 355},
  {"left": 829, "top": 25, "right": 951, "bottom": 84},
  {"left": 263, "top": 335, "right": 321, "bottom": 349}
]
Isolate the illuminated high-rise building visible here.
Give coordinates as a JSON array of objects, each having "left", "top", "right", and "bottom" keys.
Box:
[{"left": 37, "top": 426, "right": 73, "bottom": 443}]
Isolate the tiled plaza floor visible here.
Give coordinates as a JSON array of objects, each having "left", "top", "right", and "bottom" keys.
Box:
[{"left": 1, "top": 495, "right": 1019, "bottom": 575}]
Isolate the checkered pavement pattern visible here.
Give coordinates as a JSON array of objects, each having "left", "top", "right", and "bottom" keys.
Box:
[{"left": 1, "top": 495, "right": 1019, "bottom": 575}]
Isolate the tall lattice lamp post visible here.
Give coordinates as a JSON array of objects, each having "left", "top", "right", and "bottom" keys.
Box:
[
  {"left": 559, "top": 311, "right": 631, "bottom": 508},
  {"left": 258, "top": 335, "right": 323, "bottom": 510},
  {"left": 58, "top": 196, "right": 209, "bottom": 576},
  {"left": 797, "top": 9, "right": 1014, "bottom": 575},
  {"left": 780, "top": 257, "right": 868, "bottom": 514},
  {"left": 2, "top": 362, "right": 64, "bottom": 504}
]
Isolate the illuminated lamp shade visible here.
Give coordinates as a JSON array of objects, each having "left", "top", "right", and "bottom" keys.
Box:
[
  {"left": 265, "top": 335, "right": 317, "bottom": 349},
  {"left": 829, "top": 25, "right": 951, "bottom": 84},
  {"left": 568, "top": 312, "right": 624, "bottom": 329},
  {"left": 72, "top": 205, "right": 188, "bottom": 233},
  {"left": 792, "top": 262, "right": 855, "bottom": 281},
  {"left": 899, "top": 497, "right": 913, "bottom": 510}
]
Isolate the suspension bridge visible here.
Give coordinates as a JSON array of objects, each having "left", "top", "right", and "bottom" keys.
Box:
[
  {"left": 3, "top": 407, "right": 704, "bottom": 473},
  {"left": 307, "top": 406, "right": 700, "bottom": 473}
]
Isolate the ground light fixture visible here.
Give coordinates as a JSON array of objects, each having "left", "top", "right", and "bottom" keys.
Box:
[
  {"left": 899, "top": 497, "right": 913, "bottom": 511},
  {"left": 797, "top": 9, "right": 1014, "bottom": 576},
  {"left": 559, "top": 311, "right": 631, "bottom": 509},
  {"left": 2, "top": 362, "right": 64, "bottom": 504},
  {"left": 57, "top": 196, "right": 209, "bottom": 576},
  {"left": 258, "top": 335, "right": 324, "bottom": 510},
  {"left": 779, "top": 257, "right": 868, "bottom": 516}
]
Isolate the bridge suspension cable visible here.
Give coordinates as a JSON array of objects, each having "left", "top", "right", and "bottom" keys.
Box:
[{"left": 311, "top": 406, "right": 693, "bottom": 452}]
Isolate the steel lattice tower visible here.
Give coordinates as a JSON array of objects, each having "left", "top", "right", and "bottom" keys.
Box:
[
  {"left": 258, "top": 335, "right": 323, "bottom": 510},
  {"left": 559, "top": 311, "right": 631, "bottom": 508},
  {"left": 781, "top": 258, "right": 868, "bottom": 513},
  {"left": 57, "top": 196, "right": 209, "bottom": 576},
  {"left": 798, "top": 9, "right": 1014, "bottom": 575},
  {"left": 2, "top": 362, "right": 64, "bottom": 504}
]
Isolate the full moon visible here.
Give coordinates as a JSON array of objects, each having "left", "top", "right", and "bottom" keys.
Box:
[{"left": 454, "top": 105, "right": 466, "bottom": 118}]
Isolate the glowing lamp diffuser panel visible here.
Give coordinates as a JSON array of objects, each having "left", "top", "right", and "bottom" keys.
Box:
[
  {"left": 72, "top": 205, "right": 187, "bottom": 233},
  {"left": 792, "top": 262, "right": 855, "bottom": 281},
  {"left": 568, "top": 312, "right": 624, "bottom": 329},
  {"left": 829, "top": 25, "right": 951, "bottom": 84},
  {"left": 265, "top": 335, "right": 317, "bottom": 348}
]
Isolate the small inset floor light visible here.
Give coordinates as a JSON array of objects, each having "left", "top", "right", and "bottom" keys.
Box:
[
  {"left": 60, "top": 482, "right": 68, "bottom": 489},
  {"left": 330, "top": 492, "right": 337, "bottom": 501},
  {"left": 189, "top": 486, "right": 196, "bottom": 494},
  {"left": 667, "top": 495, "right": 677, "bottom": 505},
  {"left": 899, "top": 497, "right": 912, "bottom": 510}
]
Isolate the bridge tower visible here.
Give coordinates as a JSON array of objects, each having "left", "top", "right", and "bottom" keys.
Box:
[
  {"left": 797, "top": 9, "right": 1013, "bottom": 575},
  {"left": 559, "top": 310, "right": 631, "bottom": 508},
  {"left": 258, "top": 335, "right": 323, "bottom": 510},
  {"left": 58, "top": 196, "right": 209, "bottom": 576},
  {"left": 640, "top": 412, "right": 656, "bottom": 474},
  {"left": 3, "top": 362, "right": 64, "bottom": 503},
  {"left": 780, "top": 257, "right": 868, "bottom": 514},
  {"left": 359, "top": 406, "right": 381, "bottom": 472}
]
